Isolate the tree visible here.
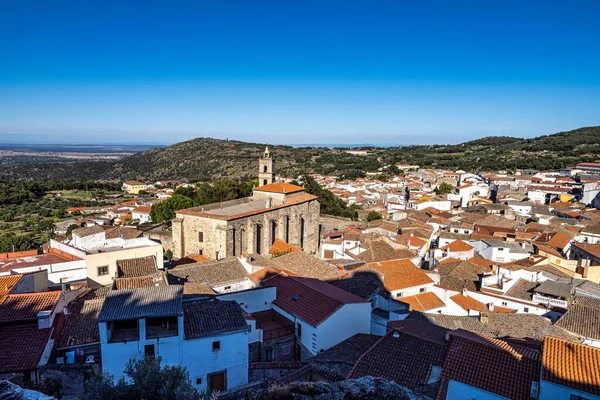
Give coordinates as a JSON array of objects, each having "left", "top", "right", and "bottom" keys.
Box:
[
  {"left": 164, "top": 249, "right": 173, "bottom": 263},
  {"left": 84, "top": 356, "right": 198, "bottom": 400},
  {"left": 150, "top": 194, "right": 195, "bottom": 223},
  {"left": 66, "top": 224, "right": 79, "bottom": 236},
  {"left": 367, "top": 211, "right": 383, "bottom": 222},
  {"left": 435, "top": 182, "right": 454, "bottom": 195},
  {"left": 301, "top": 175, "right": 360, "bottom": 219}
]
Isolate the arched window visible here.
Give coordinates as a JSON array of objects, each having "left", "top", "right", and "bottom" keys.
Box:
[
  {"left": 255, "top": 224, "right": 262, "bottom": 254},
  {"left": 263, "top": 179, "right": 268, "bottom": 186},
  {"left": 263, "top": 165, "right": 268, "bottom": 173}
]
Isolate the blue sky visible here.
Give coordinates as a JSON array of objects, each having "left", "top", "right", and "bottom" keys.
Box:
[{"left": 0, "top": 1, "right": 599, "bottom": 145}]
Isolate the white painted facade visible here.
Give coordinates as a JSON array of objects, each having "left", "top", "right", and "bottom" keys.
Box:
[
  {"left": 132, "top": 210, "right": 151, "bottom": 223},
  {"left": 446, "top": 379, "right": 508, "bottom": 400},
  {"left": 540, "top": 379, "right": 600, "bottom": 400}
]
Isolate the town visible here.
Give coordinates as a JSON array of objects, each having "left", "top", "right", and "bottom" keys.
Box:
[{"left": 0, "top": 146, "right": 599, "bottom": 399}]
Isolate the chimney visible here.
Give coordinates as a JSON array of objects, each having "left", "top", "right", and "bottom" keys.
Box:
[
  {"left": 37, "top": 310, "right": 52, "bottom": 329},
  {"left": 479, "top": 313, "right": 490, "bottom": 325},
  {"left": 487, "top": 302, "right": 495, "bottom": 312},
  {"left": 266, "top": 198, "right": 273, "bottom": 208}
]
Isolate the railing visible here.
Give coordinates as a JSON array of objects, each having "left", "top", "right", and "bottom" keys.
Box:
[
  {"left": 532, "top": 294, "right": 568, "bottom": 309},
  {"left": 262, "top": 325, "right": 295, "bottom": 341}
]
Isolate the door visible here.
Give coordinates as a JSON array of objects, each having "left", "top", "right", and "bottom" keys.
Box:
[{"left": 208, "top": 371, "right": 226, "bottom": 393}]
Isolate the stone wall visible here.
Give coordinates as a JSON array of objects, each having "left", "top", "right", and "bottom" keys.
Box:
[{"left": 38, "top": 364, "right": 99, "bottom": 400}]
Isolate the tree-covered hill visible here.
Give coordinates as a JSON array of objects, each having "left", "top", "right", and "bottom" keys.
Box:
[{"left": 0, "top": 126, "right": 598, "bottom": 181}]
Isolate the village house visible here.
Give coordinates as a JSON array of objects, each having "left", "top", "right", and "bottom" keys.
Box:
[{"left": 121, "top": 180, "right": 147, "bottom": 194}]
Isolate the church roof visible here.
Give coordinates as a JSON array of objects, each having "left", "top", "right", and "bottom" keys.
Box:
[{"left": 254, "top": 182, "right": 305, "bottom": 194}]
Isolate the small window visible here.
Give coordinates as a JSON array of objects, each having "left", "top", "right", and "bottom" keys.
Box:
[
  {"left": 502, "top": 301, "right": 508, "bottom": 307},
  {"left": 524, "top": 307, "right": 529, "bottom": 312},
  {"left": 196, "top": 377, "right": 202, "bottom": 385},
  {"left": 265, "top": 348, "right": 274, "bottom": 361},
  {"left": 296, "top": 323, "right": 302, "bottom": 339},
  {"left": 212, "top": 341, "right": 220, "bottom": 351},
  {"left": 247, "top": 325, "right": 252, "bottom": 332},
  {"left": 419, "top": 287, "right": 426, "bottom": 294},
  {"left": 198, "top": 232, "right": 204, "bottom": 242},
  {"left": 97, "top": 266, "right": 109, "bottom": 276},
  {"left": 144, "top": 344, "right": 155, "bottom": 358},
  {"left": 396, "top": 292, "right": 403, "bottom": 298},
  {"left": 198, "top": 249, "right": 203, "bottom": 255},
  {"left": 498, "top": 247, "right": 504, "bottom": 251},
  {"left": 224, "top": 286, "right": 231, "bottom": 290}
]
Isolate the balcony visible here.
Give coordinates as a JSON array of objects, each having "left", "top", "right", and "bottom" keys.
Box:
[
  {"left": 532, "top": 294, "right": 568, "bottom": 309},
  {"left": 146, "top": 316, "right": 179, "bottom": 339},
  {"left": 252, "top": 310, "right": 294, "bottom": 341}
]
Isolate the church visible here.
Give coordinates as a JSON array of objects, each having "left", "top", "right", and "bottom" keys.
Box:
[{"left": 172, "top": 147, "right": 320, "bottom": 259}]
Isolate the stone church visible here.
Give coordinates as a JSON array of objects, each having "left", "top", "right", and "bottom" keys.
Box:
[{"left": 172, "top": 147, "right": 320, "bottom": 259}]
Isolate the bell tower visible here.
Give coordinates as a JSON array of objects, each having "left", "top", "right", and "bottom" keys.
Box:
[{"left": 258, "top": 146, "right": 275, "bottom": 187}]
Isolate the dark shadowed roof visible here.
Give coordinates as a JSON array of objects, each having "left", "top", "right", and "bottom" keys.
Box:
[
  {"left": 0, "top": 324, "right": 53, "bottom": 373},
  {"left": 98, "top": 286, "right": 183, "bottom": 322},
  {"left": 329, "top": 267, "right": 383, "bottom": 299},
  {"left": 58, "top": 296, "right": 104, "bottom": 348},
  {"left": 183, "top": 299, "right": 247, "bottom": 339},
  {"left": 348, "top": 326, "right": 447, "bottom": 390},
  {"left": 311, "top": 333, "right": 381, "bottom": 365},
  {"left": 505, "top": 279, "right": 539, "bottom": 301},
  {"left": 437, "top": 330, "right": 541, "bottom": 400}
]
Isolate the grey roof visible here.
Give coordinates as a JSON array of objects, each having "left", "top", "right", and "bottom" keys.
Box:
[
  {"left": 183, "top": 299, "right": 247, "bottom": 339},
  {"left": 98, "top": 286, "right": 183, "bottom": 322},
  {"left": 167, "top": 258, "right": 249, "bottom": 287},
  {"left": 534, "top": 280, "right": 574, "bottom": 300},
  {"left": 482, "top": 239, "right": 530, "bottom": 253}
]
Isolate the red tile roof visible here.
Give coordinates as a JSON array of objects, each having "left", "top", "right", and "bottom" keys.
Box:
[
  {"left": 262, "top": 275, "right": 367, "bottom": 326},
  {"left": 399, "top": 292, "right": 445, "bottom": 311},
  {"left": 253, "top": 182, "right": 305, "bottom": 194},
  {"left": 441, "top": 240, "right": 473, "bottom": 252},
  {"left": 0, "top": 275, "right": 22, "bottom": 298},
  {"left": 368, "top": 259, "right": 433, "bottom": 292},
  {"left": 542, "top": 336, "right": 600, "bottom": 396},
  {"left": 437, "top": 330, "right": 541, "bottom": 400},
  {"left": 0, "top": 292, "right": 61, "bottom": 324},
  {"left": 0, "top": 324, "right": 53, "bottom": 373},
  {"left": 269, "top": 239, "right": 302, "bottom": 256}
]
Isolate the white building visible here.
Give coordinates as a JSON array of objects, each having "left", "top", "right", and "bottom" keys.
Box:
[
  {"left": 474, "top": 239, "right": 530, "bottom": 263},
  {"left": 98, "top": 286, "right": 249, "bottom": 394},
  {"left": 262, "top": 275, "right": 371, "bottom": 356},
  {"left": 132, "top": 206, "right": 152, "bottom": 224}
]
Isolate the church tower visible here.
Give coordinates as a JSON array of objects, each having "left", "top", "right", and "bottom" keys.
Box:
[{"left": 258, "top": 146, "right": 275, "bottom": 186}]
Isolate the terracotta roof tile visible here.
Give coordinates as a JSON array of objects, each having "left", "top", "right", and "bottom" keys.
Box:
[
  {"left": 400, "top": 292, "right": 445, "bottom": 311},
  {"left": 0, "top": 275, "right": 22, "bottom": 298},
  {"left": 262, "top": 275, "right": 367, "bottom": 327},
  {"left": 114, "top": 272, "right": 167, "bottom": 289},
  {"left": 0, "top": 291, "right": 61, "bottom": 324},
  {"left": 271, "top": 251, "right": 344, "bottom": 280},
  {"left": 253, "top": 182, "right": 305, "bottom": 194},
  {"left": 542, "top": 336, "right": 600, "bottom": 396},
  {"left": 368, "top": 259, "right": 433, "bottom": 292},
  {"left": 117, "top": 256, "right": 158, "bottom": 278},
  {"left": 269, "top": 239, "right": 302, "bottom": 256},
  {"left": 0, "top": 324, "right": 52, "bottom": 373},
  {"left": 437, "top": 330, "right": 541, "bottom": 400},
  {"left": 440, "top": 240, "right": 473, "bottom": 252}
]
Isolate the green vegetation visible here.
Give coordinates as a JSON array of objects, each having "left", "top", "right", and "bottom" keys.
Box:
[
  {"left": 1, "top": 126, "right": 597, "bottom": 182},
  {"left": 302, "top": 176, "right": 359, "bottom": 219},
  {"left": 150, "top": 194, "right": 195, "bottom": 223},
  {"left": 84, "top": 356, "right": 198, "bottom": 400},
  {"left": 367, "top": 211, "right": 383, "bottom": 222},
  {"left": 435, "top": 182, "right": 454, "bottom": 195}
]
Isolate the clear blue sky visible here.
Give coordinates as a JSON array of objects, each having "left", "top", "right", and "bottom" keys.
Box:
[{"left": 1, "top": 1, "right": 599, "bottom": 145}]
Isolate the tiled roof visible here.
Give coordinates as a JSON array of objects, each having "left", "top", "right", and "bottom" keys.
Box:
[
  {"left": 0, "top": 291, "right": 61, "bottom": 324},
  {"left": 450, "top": 293, "right": 516, "bottom": 314},
  {"left": 311, "top": 333, "right": 380, "bottom": 365},
  {"left": 400, "top": 292, "right": 445, "bottom": 311},
  {"left": 98, "top": 286, "right": 183, "bottom": 322},
  {"left": 182, "top": 283, "right": 216, "bottom": 297},
  {"left": 437, "top": 259, "right": 488, "bottom": 292},
  {"left": 387, "top": 319, "right": 449, "bottom": 345},
  {"left": 114, "top": 272, "right": 167, "bottom": 289},
  {"left": 123, "top": 180, "right": 145, "bottom": 185},
  {"left": 542, "top": 336, "right": 600, "bottom": 396},
  {"left": 117, "top": 256, "right": 158, "bottom": 278},
  {"left": 0, "top": 324, "right": 52, "bottom": 373},
  {"left": 104, "top": 226, "right": 142, "bottom": 240},
  {"left": 406, "top": 312, "right": 578, "bottom": 343},
  {"left": 271, "top": 251, "right": 345, "bottom": 280},
  {"left": 133, "top": 205, "right": 151, "bottom": 214},
  {"left": 368, "top": 259, "right": 433, "bottom": 292},
  {"left": 474, "top": 215, "right": 519, "bottom": 229},
  {"left": 269, "top": 239, "right": 301, "bottom": 256},
  {"left": 330, "top": 267, "right": 383, "bottom": 299},
  {"left": 167, "top": 258, "right": 249, "bottom": 287},
  {"left": 555, "top": 296, "right": 600, "bottom": 340},
  {"left": 573, "top": 243, "right": 600, "bottom": 259},
  {"left": 0, "top": 275, "right": 22, "bottom": 298},
  {"left": 354, "top": 238, "right": 417, "bottom": 262},
  {"left": 183, "top": 299, "right": 247, "bottom": 339},
  {"left": 348, "top": 326, "right": 447, "bottom": 390},
  {"left": 505, "top": 279, "right": 538, "bottom": 301},
  {"left": 437, "top": 330, "right": 541, "bottom": 400},
  {"left": 441, "top": 240, "right": 473, "bottom": 252},
  {"left": 72, "top": 225, "right": 104, "bottom": 238},
  {"left": 58, "top": 296, "right": 104, "bottom": 348},
  {"left": 262, "top": 275, "right": 367, "bottom": 327},
  {"left": 253, "top": 182, "right": 304, "bottom": 194}
]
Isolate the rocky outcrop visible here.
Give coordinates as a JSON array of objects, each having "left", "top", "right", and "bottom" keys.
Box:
[{"left": 0, "top": 381, "right": 55, "bottom": 400}]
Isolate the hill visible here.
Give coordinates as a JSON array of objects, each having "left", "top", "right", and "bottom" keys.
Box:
[{"left": 0, "top": 126, "right": 598, "bottom": 181}]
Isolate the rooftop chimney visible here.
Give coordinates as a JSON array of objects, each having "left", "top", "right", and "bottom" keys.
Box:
[
  {"left": 37, "top": 310, "right": 52, "bottom": 329},
  {"left": 479, "top": 313, "right": 490, "bottom": 325}
]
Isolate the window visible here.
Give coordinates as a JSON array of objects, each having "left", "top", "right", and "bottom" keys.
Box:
[
  {"left": 247, "top": 325, "right": 252, "bottom": 332},
  {"left": 396, "top": 292, "right": 403, "bottom": 298},
  {"left": 419, "top": 288, "right": 426, "bottom": 294},
  {"left": 524, "top": 307, "right": 529, "bottom": 312},
  {"left": 502, "top": 301, "right": 508, "bottom": 306},
  {"left": 263, "top": 179, "right": 267, "bottom": 186},
  {"left": 97, "top": 266, "right": 109, "bottom": 276},
  {"left": 265, "top": 348, "right": 274, "bottom": 361},
  {"left": 212, "top": 341, "right": 221, "bottom": 352},
  {"left": 198, "top": 249, "right": 203, "bottom": 255},
  {"left": 144, "top": 344, "right": 155, "bottom": 358},
  {"left": 224, "top": 286, "right": 231, "bottom": 290},
  {"left": 498, "top": 247, "right": 504, "bottom": 251},
  {"left": 296, "top": 323, "right": 302, "bottom": 339},
  {"left": 198, "top": 232, "right": 204, "bottom": 242},
  {"left": 570, "top": 395, "right": 590, "bottom": 400},
  {"left": 195, "top": 377, "right": 202, "bottom": 385},
  {"left": 263, "top": 165, "right": 268, "bottom": 173}
]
